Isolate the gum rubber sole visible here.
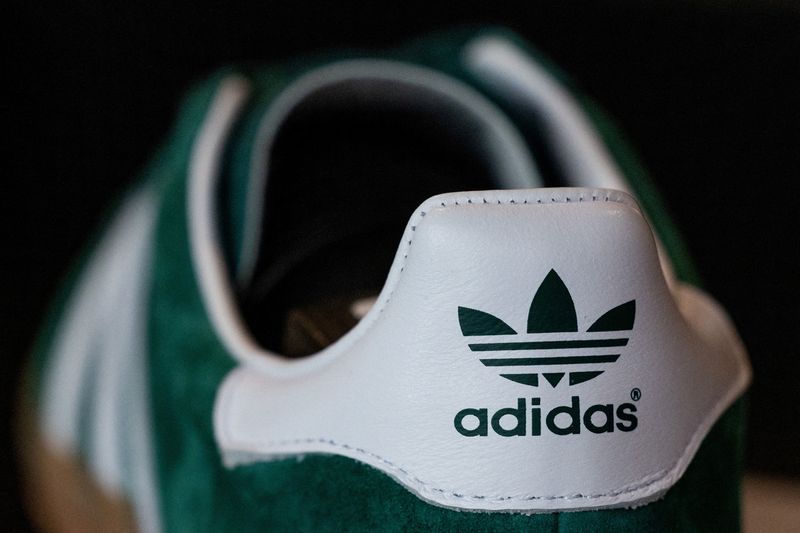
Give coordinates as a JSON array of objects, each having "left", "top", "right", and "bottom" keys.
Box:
[{"left": 16, "top": 381, "right": 136, "bottom": 533}]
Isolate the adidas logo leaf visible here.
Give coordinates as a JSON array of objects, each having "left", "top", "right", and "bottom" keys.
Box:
[
  {"left": 457, "top": 307, "right": 517, "bottom": 336},
  {"left": 457, "top": 269, "right": 635, "bottom": 388},
  {"left": 528, "top": 269, "right": 578, "bottom": 333}
]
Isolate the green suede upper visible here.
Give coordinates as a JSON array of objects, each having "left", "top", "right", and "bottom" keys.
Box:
[{"left": 38, "top": 28, "right": 745, "bottom": 532}]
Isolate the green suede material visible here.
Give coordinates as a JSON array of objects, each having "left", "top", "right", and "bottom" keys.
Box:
[
  {"left": 33, "top": 28, "right": 746, "bottom": 532},
  {"left": 148, "top": 33, "right": 745, "bottom": 531},
  {"left": 225, "top": 399, "right": 745, "bottom": 532},
  {"left": 150, "top": 161, "right": 746, "bottom": 530}
]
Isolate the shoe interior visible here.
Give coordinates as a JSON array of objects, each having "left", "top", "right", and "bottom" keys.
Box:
[{"left": 239, "top": 75, "right": 547, "bottom": 356}]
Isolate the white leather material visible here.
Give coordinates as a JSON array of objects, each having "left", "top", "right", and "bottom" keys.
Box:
[
  {"left": 214, "top": 187, "right": 750, "bottom": 512},
  {"left": 39, "top": 186, "right": 162, "bottom": 532}
]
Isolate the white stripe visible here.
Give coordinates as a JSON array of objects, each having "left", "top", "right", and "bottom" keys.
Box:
[
  {"left": 39, "top": 185, "right": 163, "bottom": 532},
  {"left": 464, "top": 36, "right": 629, "bottom": 192},
  {"left": 464, "top": 36, "right": 679, "bottom": 281},
  {"left": 41, "top": 187, "right": 154, "bottom": 460},
  {"left": 88, "top": 189, "right": 157, "bottom": 491}
]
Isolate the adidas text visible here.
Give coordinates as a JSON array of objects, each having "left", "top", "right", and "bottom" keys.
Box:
[{"left": 454, "top": 397, "right": 638, "bottom": 437}]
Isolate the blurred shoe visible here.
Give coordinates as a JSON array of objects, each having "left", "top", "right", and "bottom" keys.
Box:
[{"left": 22, "top": 28, "right": 750, "bottom": 532}]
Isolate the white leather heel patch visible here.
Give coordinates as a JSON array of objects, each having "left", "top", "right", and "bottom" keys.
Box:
[{"left": 214, "top": 188, "right": 750, "bottom": 512}]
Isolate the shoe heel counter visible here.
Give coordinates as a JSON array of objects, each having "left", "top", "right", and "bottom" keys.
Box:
[{"left": 215, "top": 187, "right": 750, "bottom": 513}]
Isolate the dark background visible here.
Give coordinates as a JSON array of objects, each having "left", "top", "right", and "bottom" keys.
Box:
[{"left": 5, "top": 0, "right": 799, "bottom": 529}]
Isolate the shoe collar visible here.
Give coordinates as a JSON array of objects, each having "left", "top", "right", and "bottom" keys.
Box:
[{"left": 185, "top": 34, "right": 650, "bottom": 373}]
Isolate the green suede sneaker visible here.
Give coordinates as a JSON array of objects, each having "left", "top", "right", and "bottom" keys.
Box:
[{"left": 24, "top": 28, "right": 750, "bottom": 532}]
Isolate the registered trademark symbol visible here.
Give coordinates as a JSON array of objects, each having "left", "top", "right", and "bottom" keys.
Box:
[{"left": 630, "top": 388, "right": 642, "bottom": 401}]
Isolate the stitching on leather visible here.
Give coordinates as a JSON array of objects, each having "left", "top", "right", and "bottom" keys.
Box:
[
  {"left": 219, "top": 189, "right": 706, "bottom": 505},
  {"left": 220, "top": 189, "right": 750, "bottom": 505},
  {"left": 387, "top": 191, "right": 625, "bottom": 304},
  {"left": 224, "top": 350, "right": 748, "bottom": 504},
  {"left": 242, "top": 436, "right": 670, "bottom": 503}
]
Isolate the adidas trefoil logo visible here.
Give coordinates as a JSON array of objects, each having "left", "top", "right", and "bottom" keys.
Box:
[{"left": 458, "top": 269, "right": 635, "bottom": 388}]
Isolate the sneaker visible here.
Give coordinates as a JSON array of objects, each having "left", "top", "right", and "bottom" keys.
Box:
[{"left": 22, "top": 28, "right": 751, "bottom": 532}]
